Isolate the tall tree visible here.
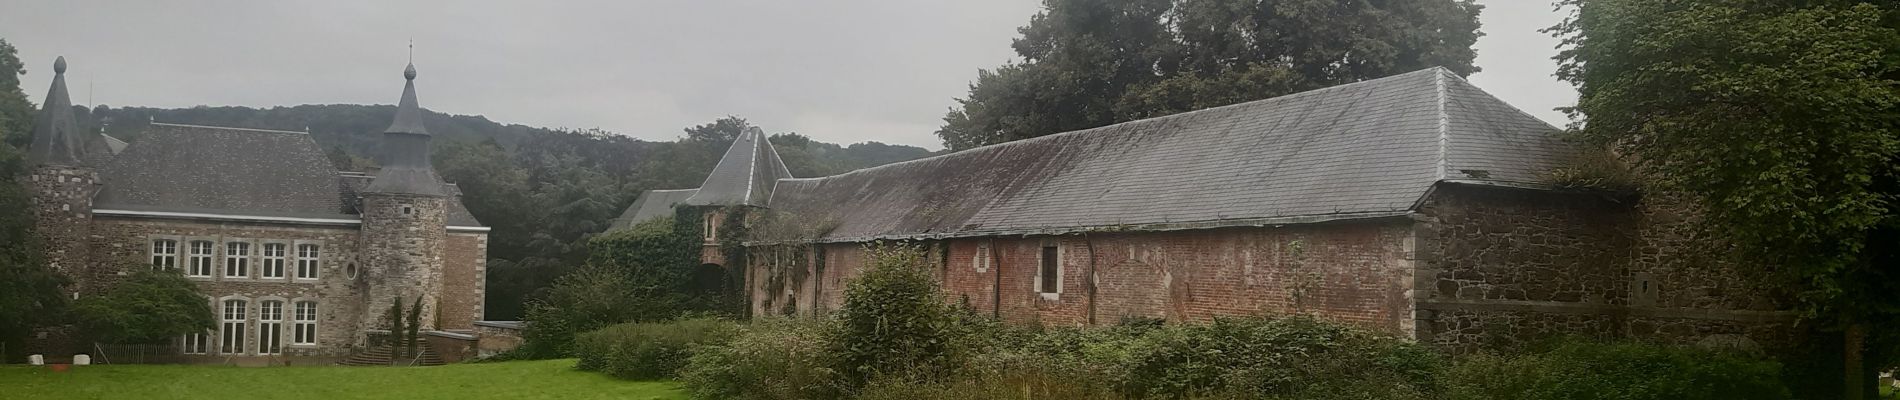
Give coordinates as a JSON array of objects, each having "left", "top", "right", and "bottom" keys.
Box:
[
  {"left": 939, "top": 0, "right": 1483, "bottom": 150},
  {"left": 1551, "top": 1, "right": 1900, "bottom": 398},
  {"left": 0, "top": 37, "right": 64, "bottom": 361}
]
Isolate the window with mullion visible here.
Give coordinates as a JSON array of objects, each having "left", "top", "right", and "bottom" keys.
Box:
[
  {"left": 261, "top": 243, "right": 286, "bottom": 279},
  {"left": 225, "top": 242, "right": 250, "bottom": 278},
  {"left": 150, "top": 240, "right": 177, "bottom": 270},
  {"left": 293, "top": 301, "right": 318, "bottom": 345},
  {"left": 258, "top": 300, "right": 283, "bottom": 355},
  {"left": 220, "top": 299, "right": 248, "bottom": 355},
  {"left": 188, "top": 241, "right": 214, "bottom": 277},
  {"left": 295, "top": 244, "right": 320, "bottom": 279}
]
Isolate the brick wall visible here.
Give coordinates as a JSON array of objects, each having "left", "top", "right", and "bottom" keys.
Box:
[
  {"left": 90, "top": 217, "right": 367, "bottom": 357},
  {"left": 439, "top": 232, "right": 488, "bottom": 329},
  {"left": 753, "top": 221, "right": 1418, "bottom": 335},
  {"left": 1414, "top": 184, "right": 1797, "bottom": 354}
]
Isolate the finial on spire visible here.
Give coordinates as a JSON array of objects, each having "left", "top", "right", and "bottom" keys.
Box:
[
  {"left": 404, "top": 63, "right": 417, "bottom": 80},
  {"left": 53, "top": 56, "right": 66, "bottom": 74}
]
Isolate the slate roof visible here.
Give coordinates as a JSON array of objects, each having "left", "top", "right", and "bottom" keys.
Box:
[
  {"left": 26, "top": 57, "right": 101, "bottom": 167},
  {"left": 609, "top": 189, "right": 698, "bottom": 231},
  {"left": 681, "top": 127, "right": 792, "bottom": 207},
  {"left": 97, "top": 123, "right": 353, "bottom": 219},
  {"left": 763, "top": 68, "right": 1567, "bottom": 242},
  {"left": 364, "top": 62, "right": 447, "bottom": 196}
]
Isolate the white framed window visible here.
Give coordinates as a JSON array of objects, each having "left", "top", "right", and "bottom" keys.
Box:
[
  {"left": 260, "top": 243, "right": 286, "bottom": 279},
  {"left": 972, "top": 240, "right": 991, "bottom": 273},
  {"left": 181, "top": 332, "right": 207, "bottom": 355},
  {"left": 150, "top": 240, "right": 178, "bottom": 270},
  {"left": 1037, "top": 244, "right": 1061, "bottom": 296},
  {"left": 257, "top": 300, "right": 283, "bottom": 355},
  {"left": 224, "top": 242, "right": 250, "bottom": 278},
  {"left": 293, "top": 301, "right": 318, "bottom": 345},
  {"left": 220, "top": 299, "right": 248, "bottom": 355},
  {"left": 187, "top": 241, "right": 214, "bottom": 277},
  {"left": 295, "top": 244, "right": 320, "bottom": 280}
]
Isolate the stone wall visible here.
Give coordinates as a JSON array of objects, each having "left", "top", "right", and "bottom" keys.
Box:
[
  {"left": 27, "top": 165, "right": 95, "bottom": 295},
  {"left": 89, "top": 216, "right": 367, "bottom": 357},
  {"left": 1413, "top": 184, "right": 1798, "bottom": 354},
  {"left": 359, "top": 194, "right": 447, "bottom": 335}
]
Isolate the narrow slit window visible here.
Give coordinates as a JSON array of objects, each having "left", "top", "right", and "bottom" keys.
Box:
[{"left": 1039, "top": 245, "right": 1060, "bottom": 294}]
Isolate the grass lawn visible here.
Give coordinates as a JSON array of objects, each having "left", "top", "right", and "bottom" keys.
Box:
[{"left": 0, "top": 359, "right": 685, "bottom": 400}]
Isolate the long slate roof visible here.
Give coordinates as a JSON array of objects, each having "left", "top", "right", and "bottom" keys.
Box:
[
  {"left": 610, "top": 188, "right": 698, "bottom": 231},
  {"left": 97, "top": 123, "right": 353, "bottom": 219},
  {"left": 763, "top": 68, "right": 1566, "bottom": 242},
  {"left": 681, "top": 127, "right": 792, "bottom": 207}
]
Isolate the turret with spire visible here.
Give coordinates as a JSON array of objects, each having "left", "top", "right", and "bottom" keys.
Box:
[
  {"left": 357, "top": 59, "right": 449, "bottom": 340},
  {"left": 22, "top": 56, "right": 99, "bottom": 296}
]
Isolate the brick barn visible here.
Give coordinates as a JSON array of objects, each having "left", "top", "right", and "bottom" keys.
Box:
[
  {"left": 620, "top": 67, "right": 1798, "bottom": 353},
  {"left": 21, "top": 57, "right": 489, "bottom": 362}
]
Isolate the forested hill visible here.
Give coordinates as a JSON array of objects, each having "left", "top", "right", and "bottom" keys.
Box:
[{"left": 74, "top": 104, "right": 935, "bottom": 319}]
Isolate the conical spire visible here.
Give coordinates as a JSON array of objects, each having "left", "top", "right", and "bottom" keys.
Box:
[
  {"left": 364, "top": 61, "right": 445, "bottom": 196},
  {"left": 683, "top": 127, "right": 793, "bottom": 207},
  {"left": 383, "top": 62, "right": 429, "bottom": 135},
  {"left": 26, "top": 56, "right": 90, "bottom": 166}
]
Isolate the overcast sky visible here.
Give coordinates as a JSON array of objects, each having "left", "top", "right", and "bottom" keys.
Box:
[{"left": 2, "top": 0, "right": 1575, "bottom": 150}]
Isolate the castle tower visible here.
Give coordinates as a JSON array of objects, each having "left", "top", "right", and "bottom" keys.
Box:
[
  {"left": 23, "top": 56, "right": 100, "bottom": 296},
  {"left": 359, "top": 61, "right": 449, "bottom": 334}
]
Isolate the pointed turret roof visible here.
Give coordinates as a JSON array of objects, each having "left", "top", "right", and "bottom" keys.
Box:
[
  {"left": 383, "top": 63, "right": 429, "bottom": 136},
  {"left": 363, "top": 61, "right": 446, "bottom": 196},
  {"left": 27, "top": 57, "right": 93, "bottom": 166},
  {"left": 682, "top": 127, "right": 793, "bottom": 207}
]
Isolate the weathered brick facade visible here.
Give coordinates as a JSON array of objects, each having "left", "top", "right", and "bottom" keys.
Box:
[{"left": 740, "top": 183, "right": 1799, "bottom": 354}]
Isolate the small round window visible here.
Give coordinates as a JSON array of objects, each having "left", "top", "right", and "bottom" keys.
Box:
[{"left": 346, "top": 263, "right": 359, "bottom": 279}]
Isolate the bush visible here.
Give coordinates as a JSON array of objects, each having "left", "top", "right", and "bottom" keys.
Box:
[
  {"left": 72, "top": 268, "right": 214, "bottom": 344},
  {"left": 575, "top": 317, "right": 737, "bottom": 379},
  {"left": 1117, "top": 317, "right": 1442, "bottom": 399},
  {"left": 833, "top": 243, "right": 964, "bottom": 389},
  {"left": 1444, "top": 338, "right": 1789, "bottom": 400},
  {"left": 679, "top": 318, "right": 842, "bottom": 400},
  {"left": 516, "top": 264, "right": 669, "bottom": 358}
]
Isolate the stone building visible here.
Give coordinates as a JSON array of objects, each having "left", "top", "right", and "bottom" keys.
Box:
[
  {"left": 21, "top": 57, "right": 489, "bottom": 361},
  {"left": 619, "top": 67, "right": 1798, "bottom": 353}
]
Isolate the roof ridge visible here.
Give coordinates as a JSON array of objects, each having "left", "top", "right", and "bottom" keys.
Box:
[
  {"left": 1434, "top": 69, "right": 1451, "bottom": 181},
  {"left": 783, "top": 67, "right": 1450, "bottom": 185},
  {"left": 150, "top": 122, "right": 307, "bottom": 135}
]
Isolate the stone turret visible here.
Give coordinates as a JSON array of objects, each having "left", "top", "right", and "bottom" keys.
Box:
[
  {"left": 359, "top": 61, "right": 448, "bottom": 336},
  {"left": 24, "top": 56, "right": 99, "bottom": 296}
]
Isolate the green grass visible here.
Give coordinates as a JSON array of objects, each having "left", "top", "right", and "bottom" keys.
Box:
[{"left": 0, "top": 359, "right": 685, "bottom": 400}]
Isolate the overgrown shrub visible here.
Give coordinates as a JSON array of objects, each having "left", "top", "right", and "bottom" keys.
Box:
[
  {"left": 832, "top": 243, "right": 965, "bottom": 390},
  {"left": 1444, "top": 338, "right": 1789, "bottom": 400},
  {"left": 516, "top": 264, "right": 665, "bottom": 358},
  {"left": 679, "top": 318, "right": 842, "bottom": 400},
  {"left": 575, "top": 317, "right": 737, "bottom": 379},
  {"left": 72, "top": 268, "right": 214, "bottom": 344}
]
